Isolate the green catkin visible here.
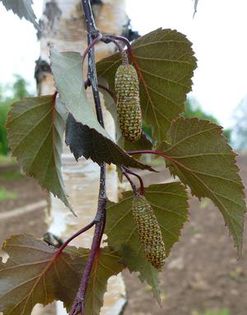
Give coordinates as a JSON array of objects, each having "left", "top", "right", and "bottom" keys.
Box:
[
  {"left": 132, "top": 195, "right": 166, "bottom": 269},
  {"left": 115, "top": 64, "right": 142, "bottom": 142}
]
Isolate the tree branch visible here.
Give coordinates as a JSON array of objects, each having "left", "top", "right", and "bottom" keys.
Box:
[
  {"left": 81, "top": 0, "right": 99, "bottom": 36},
  {"left": 69, "top": 1, "right": 107, "bottom": 314}
]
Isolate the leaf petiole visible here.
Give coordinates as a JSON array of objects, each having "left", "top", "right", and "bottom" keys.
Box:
[
  {"left": 55, "top": 220, "right": 96, "bottom": 255},
  {"left": 121, "top": 166, "right": 145, "bottom": 195}
]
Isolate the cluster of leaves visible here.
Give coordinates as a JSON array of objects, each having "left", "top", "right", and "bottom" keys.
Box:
[
  {"left": 0, "top": 2, "right": 246, "bottom": 313},
  {"left": 0, "top": 29, "right": 245, "bottom": 315}
]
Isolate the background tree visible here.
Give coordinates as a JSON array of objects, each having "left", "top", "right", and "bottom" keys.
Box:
[
  {"left": 185, "top": 95, "right": 232, "bottom": 142},
  {"left": 0, "top": 76, "right": 29, "bottom": 156}
]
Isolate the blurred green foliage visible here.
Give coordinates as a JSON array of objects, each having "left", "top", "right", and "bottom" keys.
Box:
[
  {"left": 0, "top": 169, "right": 23, "bottom": 181},
  {"left": 0, "top": 186, "right": 17, "bottom": 201},
  {"left": 143, "top": 96, "right": 232, "bottom": 144},
  {"left": 0, "top": 102, "right": 9, "bottom": 155},
  {"left": 185, "top": 97, "right": 218, "bottom": 122},
  {"left": 0, "top": 75, "right": 30, "bottom": 155},
  {"left": 185, "top": 96, "right": 232, "bottom": 142}
]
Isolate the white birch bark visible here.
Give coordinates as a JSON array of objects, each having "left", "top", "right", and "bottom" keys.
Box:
[{"left": 33, "top": 1, "right": 127, "bottom": 314}]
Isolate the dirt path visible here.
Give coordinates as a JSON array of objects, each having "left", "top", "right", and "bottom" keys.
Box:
[
  {"left": 0, "top": 156, "right": 246, "bottom": 315},
  {"left": 0, "top": 165, "right": 48, "bottom": 244}
]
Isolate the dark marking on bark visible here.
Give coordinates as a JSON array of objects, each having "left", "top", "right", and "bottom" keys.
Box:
[
  {"left": 34, "top": 58, "right": 51, "bottom": 85},
  {"left": 37, "top": 0, "right": 62, "bottom": 38},
  {"left": 44, "top": 0, "right": 62, "bottom": 28},
  {"left": 44, "top": 0, "right": 62, "bottom": 21},
  {"left": 122, "top": 18, "right": 140, "bottom": 42},
  {"left": 90, "top": 0, "right": 103, "bottom": 5}
]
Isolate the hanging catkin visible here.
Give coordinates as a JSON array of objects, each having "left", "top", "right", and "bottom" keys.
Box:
[
  {"left": 115, "top": 64, "right": 142, "bottom": 142},
  {"left": 132, "top": 195, "right": 166, "bottom": 269}
]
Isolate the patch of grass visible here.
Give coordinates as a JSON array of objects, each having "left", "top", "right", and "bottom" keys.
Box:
[
  {"left": 0, "top": 170, "right": 23, "bottom": 181},
  {"left": 0, "top": 155, "right": 16, "bottom": 167},
  {"left": 192, "top": 309, "right": 230, "bottom": 315},
  {"left": 0, "top": 187, "right": 17, "bottom": 201}
]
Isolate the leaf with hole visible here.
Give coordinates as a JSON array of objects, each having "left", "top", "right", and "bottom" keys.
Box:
[
  {"left": 97, "top": 28, "right": 197, "bottom": 143},
  {"left": 6, "top": 95, "right": 73, "bottom": 212},
  {"left": 160, "top": 117, "right": 246, "bottom": 253}
]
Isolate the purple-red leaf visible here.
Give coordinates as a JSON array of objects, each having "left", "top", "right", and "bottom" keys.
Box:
[{"left": 0, "top": 235, "right": 124, "bottom": 315}]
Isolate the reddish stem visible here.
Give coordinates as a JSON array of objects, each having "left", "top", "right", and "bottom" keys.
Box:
[
  {"left": 107, "top": 38, "right": 129, "bottom": 65},
  {"left": 122, "top": 166, "right": 145, "bottom": 195},
  {"left": 68, "top": 0, "right": 108, "bottom": 313},
  {"left": 55, "top": 220, "right": 96, "bottom": 255},
  {"left": 69, "top": 224, "right": 104, "bottom": 315},
  {"left": 82, "top": 34, "right": 102, "bottom": 65},
  {"left": 121, "top": 166, "right": 138, "bottom": 195},
  {"left": 70, "top": 0, "right": 138, "bottom": 313},
  {"left": 70, "top": 167, "right": 106, "bottom": 315},
  {"left": 102, "top": 34, "right": 132, "bottom": 53}
]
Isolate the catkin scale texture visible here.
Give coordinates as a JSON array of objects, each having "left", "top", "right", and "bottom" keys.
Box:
[
  {"left": 132, "top": 195, "right": 166, "bottom": 269},
  {"left": 115, "top": 64, "right": 142, "bottom": 142}
]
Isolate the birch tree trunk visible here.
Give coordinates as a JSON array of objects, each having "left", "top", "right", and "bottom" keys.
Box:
[{"left": 34, "top": 1, "right": 128, "bottom": 314}]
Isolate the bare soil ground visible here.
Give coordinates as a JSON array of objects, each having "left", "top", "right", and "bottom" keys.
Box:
[
  {"left": 0, "top": 165, "right": 48, "bottom": 241},
  {"left": 0, "top": 155, "right": 246, "bottom": 315}
]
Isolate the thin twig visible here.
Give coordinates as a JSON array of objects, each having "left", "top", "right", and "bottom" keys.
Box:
[
  {"left": 82, "top": 34, "right": 102, "bottom": 65},
  {"left": 121, "top": 166, "right": 138, "bottom": 195},
  {"left": 104, "top": 38, "right": 129, "bottom": 65},
  {"left": 108, "top": 38, "right": 124, "bottom": 53},
  {"left": 102, "top": 34, "right": 132, "bottom": 65},
  {"left": 102, "top": 34, "right": 132, "bottom": 52},
  {"left": 87, "top": 33, "right": 104, "bottom": 125},
  {"left": 69, "top": 1, "right": 107, "bottom": 314},
  {"left": 122, "top": 166, "right": 145, "bottom": 195},
  {"left": 56, "top": 220, "right": 96, "bottom": 254},
  {"left": 69, "top": 167, "right": 106, "bottom": 315}
]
